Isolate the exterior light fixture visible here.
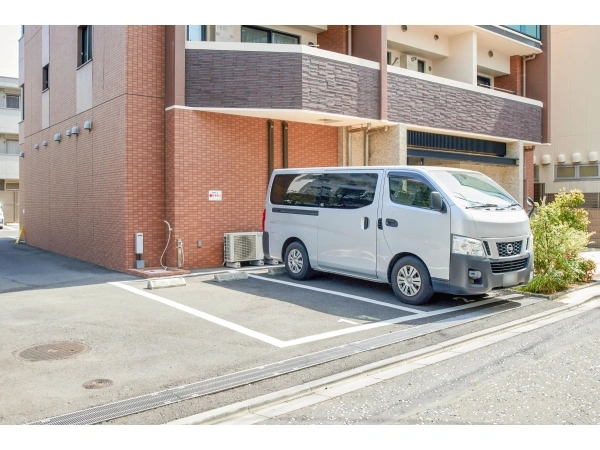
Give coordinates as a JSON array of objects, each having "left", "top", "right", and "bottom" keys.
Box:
[
  {"left": 54, "top": 133, "right": 61, "bottom": 142},
  {"left": 401, "top": 25, "right": 408, "bottom": 32},
  {"left": 71, "top": 125, "right": 79, "bottom": 135},
  {"left": 84, "top": 120, "right": 92, "bottom": 131},
  {"left": 66, "top": 130, "right": 71, "bottom": 137},
  {"left": 42, "top": 140, "right": 48, "bottom": 147},
  {"left": 434, "top": 34, "right": 439, "bottom": 40},
  {"left": 20, "top": 151, "right": 25, "bottom": 158},
  {"left": 34, "top": 143, "right": 39, "bottom": 150},
  {"left": 411, "top": 56, "right": 417, "bottom": 62},
  {"left": 488, "top": 51, "right": 494, "bottom": 58}
]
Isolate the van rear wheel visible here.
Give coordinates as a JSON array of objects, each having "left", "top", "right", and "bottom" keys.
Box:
[
  {"left": 284, "top": 241, "right": 314, "bottom": 281},
  {"left": 391, "top": 256, "right": 433, "bottom": 305}
]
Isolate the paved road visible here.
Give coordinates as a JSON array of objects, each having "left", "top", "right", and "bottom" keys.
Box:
[{"left": 261, "top": 305, "right": 600, "bottom": 425}]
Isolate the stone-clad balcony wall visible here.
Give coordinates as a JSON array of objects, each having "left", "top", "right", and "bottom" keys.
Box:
[
  {"left": 387, "top": 67, "right": 543, "bottom": 143},
  {"left": 185, "top": 42, "right": 380, "bottom": 120}
]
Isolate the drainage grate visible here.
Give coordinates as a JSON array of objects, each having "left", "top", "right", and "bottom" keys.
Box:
[
  {"left": 83, "top": 379, "right": 113, "bottom": 390},
  {"left": 27, "top": 297, "right": 539, "bottom": 425},
  {"left": 17, "top": 342, "right": 88, "bottom": 362}
]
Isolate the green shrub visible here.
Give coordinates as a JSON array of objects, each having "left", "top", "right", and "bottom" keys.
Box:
[{"left": 519, "top": 189, "right": 596, "bottom": 294}]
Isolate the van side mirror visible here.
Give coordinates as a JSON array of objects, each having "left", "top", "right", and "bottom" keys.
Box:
[{"left": 430, "top": 191, "right": 443, "bottom": 211}]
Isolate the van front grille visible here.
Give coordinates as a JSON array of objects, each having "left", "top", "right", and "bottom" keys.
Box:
[
  {"left": 496, "top": 241, "right": 522, "bottom": 257},
  {"left": 490, "top": 257, "right": 529, "bottom": 274}
]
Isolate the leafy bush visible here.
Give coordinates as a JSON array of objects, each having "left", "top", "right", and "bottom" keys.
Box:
[{"left": 519, "top": 189, "right": 596, "bottom": 294}]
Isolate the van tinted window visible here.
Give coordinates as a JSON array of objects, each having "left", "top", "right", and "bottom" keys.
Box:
[
  {"left": 320, "top": 173, "right": 378, "bottom": 209},
  {"left": 390, "top": 176, "right": 433, "bottom": 209},
  {"left": 270, "top": 174, "right": 322, "bottom": 207}
]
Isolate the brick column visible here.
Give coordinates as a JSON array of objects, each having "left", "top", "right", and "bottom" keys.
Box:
[{"left": 494, "top": 55, "right": 523, "bottom": 96}]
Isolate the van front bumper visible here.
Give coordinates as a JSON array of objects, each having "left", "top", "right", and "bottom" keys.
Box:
[{"left": 433, "top": 253, "right": 533, "bottom": 296}]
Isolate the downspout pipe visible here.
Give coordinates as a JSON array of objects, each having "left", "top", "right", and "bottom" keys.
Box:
[
  {"left": 522, "top": 54, "right": 536, "bottom": 97},
  {"left": 267, "top": 120, "right": 274, "bottom": 180},
  {"left": 347, "top": 26, "right": 352, "bottom": 56},
  {"left": 282, "top": 121, "right": 288, "bottom": 168}
]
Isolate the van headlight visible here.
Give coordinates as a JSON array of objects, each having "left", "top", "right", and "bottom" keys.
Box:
[{"left": 452, "top": 235, "right": 486, "bottom": 257}]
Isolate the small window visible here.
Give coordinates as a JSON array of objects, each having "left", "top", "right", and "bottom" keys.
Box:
[
  {"left": 387, "top": 51, "right": 392, "bottom": 65},
  {"left": 417, "top": 60, "right": 425, "bottom": 73},
  {"left": 42, "top": 64, "right": 49, "bottom": 91},
  {"left": 5, "top": 182, "right": 19, "bottom": 191},
  {"left": 270, "top": 173, "right": 322, "bottom": 207},
  {"left": 390, "top": 176, "right": 434, "bottom": 209},
  {"left": 241, "top": 26, "right": 299, "bottom": 45},
  {"left": 320, "top": 173, "right": 378, "bottom": 209},
  {"left": 533, "top": 165, "right": 540, "bottom": 182},
  {"left": 78, "top": 25, "right": 92, "bottom": 66},
  {"left": 6, "top": 95, "right": 20, "bottom": 109},
  {"left": 20, "top": 84, "right": 24, "bottom": 121},
  {"left": 579, "top": 165, "right": 599, "bottom": 178},
  {"left": 477, "top": 75, "right": 491, "bottom": 89},
  {"left": 187, "top": 25, "right": 206, "bottom": 41},
  {"left": 556, "top": 166, "right": 576, "bottom": 179},
  {"left": 6, "top": 141, "right": 19, "bottom": 155}
]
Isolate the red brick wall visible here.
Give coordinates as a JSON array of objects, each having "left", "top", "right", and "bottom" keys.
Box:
[
  {"left": 317, "top": 26, "right": 348, "bottom": 55},
  {"left": 124, "top": 26, "right": 166, "bottom": 270},
  {"left": 164, "top": 110, "right": 339, "bottom": 268},
  {"left": 494, "top": 55, "right": 523, "bottom": 96}
]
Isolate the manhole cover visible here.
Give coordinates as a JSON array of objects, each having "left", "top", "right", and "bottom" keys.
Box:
[
  {"left": 83, "top": 379, "right": 113, "bottom": 389},
  {"left": 17, "top": 342, "right": 88, "bottom": 361}
]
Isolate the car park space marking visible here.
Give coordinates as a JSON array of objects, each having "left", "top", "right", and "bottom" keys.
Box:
[
  {"left": 109, "top": 278, "right": 538, "bottom": 348},
  {"left": 246, "top": 274, "right": 423, "bottom": 314},
  {"left": 338, "top": 318, "right": 359, "bottom": 325},
  {"left": 108, "top": 281, "right": 286, "bottom": 347},
  {"left": 1, "top": 225, "right": 16, "bottom": 231}
]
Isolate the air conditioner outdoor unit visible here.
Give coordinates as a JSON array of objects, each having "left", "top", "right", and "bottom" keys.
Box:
[{"left": 224, "top": 232, "right": 264, "bottom": 268}]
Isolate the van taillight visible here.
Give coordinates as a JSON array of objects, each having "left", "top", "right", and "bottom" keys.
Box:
[{"left": 262, "top": 209, "right": 266, "bottom": 232}]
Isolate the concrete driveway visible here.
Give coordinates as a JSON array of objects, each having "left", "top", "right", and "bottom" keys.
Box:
[{"left": 0, "top": 232, "right": 560, "bottom": 425}]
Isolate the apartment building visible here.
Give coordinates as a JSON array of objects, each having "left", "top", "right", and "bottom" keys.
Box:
[
  {"left": 532, "top": 26, "right": 600, "bottom": 242},
  {"left": 19, "top": 25, "right": 549, "bottom": 273},
  {"left": 0, "top": 75, "right": 21, "bottom": 223}
]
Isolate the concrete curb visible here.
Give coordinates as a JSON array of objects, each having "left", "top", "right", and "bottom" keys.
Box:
[{"left": 168, "top": 284, "right": 600, "bottom": 425}]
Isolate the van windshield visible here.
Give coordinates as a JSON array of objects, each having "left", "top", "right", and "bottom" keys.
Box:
[{"left": 429, "top": 170, "right": 519, "bottom": 209}]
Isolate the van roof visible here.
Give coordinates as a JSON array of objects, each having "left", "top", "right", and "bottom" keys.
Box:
[{"left": 271, "top": 166, "right": 480, "bottom": 174}]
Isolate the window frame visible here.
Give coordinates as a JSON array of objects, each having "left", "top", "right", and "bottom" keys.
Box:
[
  {"left": 533, "top": 164, "right": 539, "bottom": 182},
  {"left": 78, "top": 25, "right": 92, "bottom": 68},
  {"left": 477, "top": 74, "right": 492, "bottom": 89},
  {"left": 555, "top": 165, "right": 577, "bottom": 180},
  {"left": 186, "top": 25, "right": 207, "bottom": 41},
  {"left": 241, "top": 25, "right": 300, "bottom": 45},
  {"left": 20, "top": 84, "right": 24, "bottom": 121},
  {"left": 554, "top": 164, "right": 600, "bottom": 180},
  {"left": 389, "top": 175, "right": 436, "bottom": 210},
  {"left": 6, "top": 140, "right": 20, "bottom": 155},
  {"left": 42, "top": 64, "right": 49, "bottom": 92},
  {"left": 5, "top": 94, "right": 20, "bottom": 109}
]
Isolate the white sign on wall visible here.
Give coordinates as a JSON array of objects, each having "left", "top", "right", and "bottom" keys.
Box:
[
  {"left": 209, "top": 190, "right": 223, "bottom": 201},
  {"left": 215, "top": 25, "right": 235, "bottom": 42}
]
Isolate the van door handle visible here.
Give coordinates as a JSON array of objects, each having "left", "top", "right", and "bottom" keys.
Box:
[
  {"left": 385, "top": 218, "right": 398, "bottom": 227},
  {"left": 363, "top": 217, "right": 370, "bottom": 229}
]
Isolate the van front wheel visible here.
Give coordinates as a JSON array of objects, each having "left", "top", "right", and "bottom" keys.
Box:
[
  {"left": 284, "top": 241, "right": 314, "bottom": 281},
  {"left": 391, "top": 256, "right": 434, "bottom": 305}
]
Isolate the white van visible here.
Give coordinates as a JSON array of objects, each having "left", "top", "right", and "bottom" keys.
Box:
[
  {"left": 263, "top": 166, "right": 533, "bottom": 305},
  {"left": 0, "top": 205, "right": 4, "bottom": 229}
]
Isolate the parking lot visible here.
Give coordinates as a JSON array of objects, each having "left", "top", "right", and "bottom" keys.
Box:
[{"left": 0, "top": 230, "right": 561, "bottom": 424}]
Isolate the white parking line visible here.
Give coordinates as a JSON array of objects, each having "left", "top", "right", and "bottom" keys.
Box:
[
  {"left": 108, "top": 281, "right": 286, "bottom": 347},
  {"left": 246, "top": 274, "right": 422, "bottom": 314},
  {"left": 109, "top": 279, "right": 527, "bottom": 348},
  {"left": 1, "top": 225, "right": 17, "bottom": 231}
]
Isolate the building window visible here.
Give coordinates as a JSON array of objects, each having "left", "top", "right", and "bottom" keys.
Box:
[
  {"left": 556, "top": 166, "right": 576, "bottom": 179},
  {"left": 533, "top": 165, "right": 539, "bottom": 182},
  {"left": 477, "top": 75, "right": 491, "bottom": 89},
  {"left": 6, "top": 95, "right": 20, "bottom": 109},
  {"left": 42, "top": 64, "right": 49, "bottom": 91},
  {"left": 6, "top": 141, "right": 19, "bottom": 155},
  {"left": 241, "top": 26, "right": 300, "bottom": 45},
  {"left": 579, "top": 165, "right": 599, "bottom": 178},
  {"left": 20, "top": 85, "right": 24, "bottom": 121},
  {"left": 5, "top": 182, "right": 19, "bottom": 190},
  {"left": 417, "top": 60, "right": 425, "bottom": 73},
  {"left": 503, "top": 25, "right": 541, "bottom": 40},
  {"left": 186, "top": 25, "right": 206, "bottom": 41},
  {"left": 78, "top": 25, "right": 92, "bottom": 66},
  {"left": 21, "top": 25, "right": 24, "bottom": 36}
]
